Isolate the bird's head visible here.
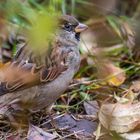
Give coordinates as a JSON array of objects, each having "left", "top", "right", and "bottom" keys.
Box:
[{"left": 56, "top": 15, "right": 88, "bottom": 46}]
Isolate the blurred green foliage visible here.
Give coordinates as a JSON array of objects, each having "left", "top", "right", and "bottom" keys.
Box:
[{"left": 0, "top": 0, "right": 90, "bottom": 52}]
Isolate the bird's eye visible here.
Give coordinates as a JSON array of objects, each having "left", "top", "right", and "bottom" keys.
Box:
[{"left": 64, "top": 23, "right": 72, "bottom": 31}]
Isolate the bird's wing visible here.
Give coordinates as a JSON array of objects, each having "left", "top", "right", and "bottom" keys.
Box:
[
  {"left": 0, "top": 60, "right": 67, "bottom": 96},
  {"left": 0, "top": 31, "right": 69, "bottom": 96}
]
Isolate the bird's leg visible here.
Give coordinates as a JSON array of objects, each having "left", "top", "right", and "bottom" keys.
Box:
[
  {"left": 48, "top": 113, "right": 69, "bottom": 131},
  {"left": 45, "top": 105, "right": 59, "bottom": 130},
  {"left": 46, "top": 109, "right": 67, "bottom": 131},
  {"left": 48, "top": 113, "right": 59, "bottom": 130}
]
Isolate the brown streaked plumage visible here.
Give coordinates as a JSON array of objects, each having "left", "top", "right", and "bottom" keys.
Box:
[{"left": 0, "top": 15, "right": 88, "bottom": 132}]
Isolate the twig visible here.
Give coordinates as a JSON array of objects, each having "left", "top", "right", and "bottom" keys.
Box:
[
  {"left": 57, "top": 129, "right": 85, "bottom": 140},
  {"left": 40, "top": 113, "right": 65, "bottom": 127}
]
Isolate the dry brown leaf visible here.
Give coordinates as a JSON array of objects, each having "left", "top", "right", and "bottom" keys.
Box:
[
  {"left": 121, "top": 131, "right": 140, "bottom": 140},
  {"left": 98, "top": 62, "right": 126, "bottom": 86},
  {"left": 130, "top": 80, "right": 140, "bottom": 93},
  {"left": 94, "top": 48, "right": 126, "bottom": 87},
  {"left": 123, "top": 80, "right": 140, "bottom": 102},
  {"left": 99, "top": 102, "right": 140, "bottom": 133},
  {"left": 28, "top": 124, "right": 57, "bottom": 140},
  {"left": 84, "top": 101, "right": 99, "bottom": 116}
]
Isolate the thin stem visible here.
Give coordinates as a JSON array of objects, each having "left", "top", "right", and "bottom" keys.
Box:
[
  {"left": 71, "top": 0, "right": 75, "bottom": 15},
  {"left": 62, "top": 0, "right": 66, "bottom": 14}
]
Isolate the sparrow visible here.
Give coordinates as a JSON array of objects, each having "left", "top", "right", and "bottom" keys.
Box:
[{"left": 0, "top": 15, "right": 88, "bottom": 130}]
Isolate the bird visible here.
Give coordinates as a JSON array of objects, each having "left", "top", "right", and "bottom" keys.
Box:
[{"left": 0, "top": 15, "right": 88, "bottom": 132}]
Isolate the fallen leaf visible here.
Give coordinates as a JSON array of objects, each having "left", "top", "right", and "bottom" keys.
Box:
[
  {"left": 130, "top": 80, "right": 140, "bottom": 93},
  {"left": 98, "top": 62, "right": 126, "bottom": 86},
  {"left": 84, "top": 101, "right": 99, "bottom": 116},
  {"left": 114, "top": 93, "right": 129, "bottom": 103},
  {"left": 28, "top": 124, "right": 57, "bottom": 140},
  {"left": 121, "top": 131, "right": 140, "bottom": 140},
  {"left": 99, "top": 102, "right": 140, "bottom": 133}
]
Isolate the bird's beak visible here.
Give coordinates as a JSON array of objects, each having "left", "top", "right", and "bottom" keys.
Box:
[{"left": 75, "top": 23, "right": 88, "bottom": 33}]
